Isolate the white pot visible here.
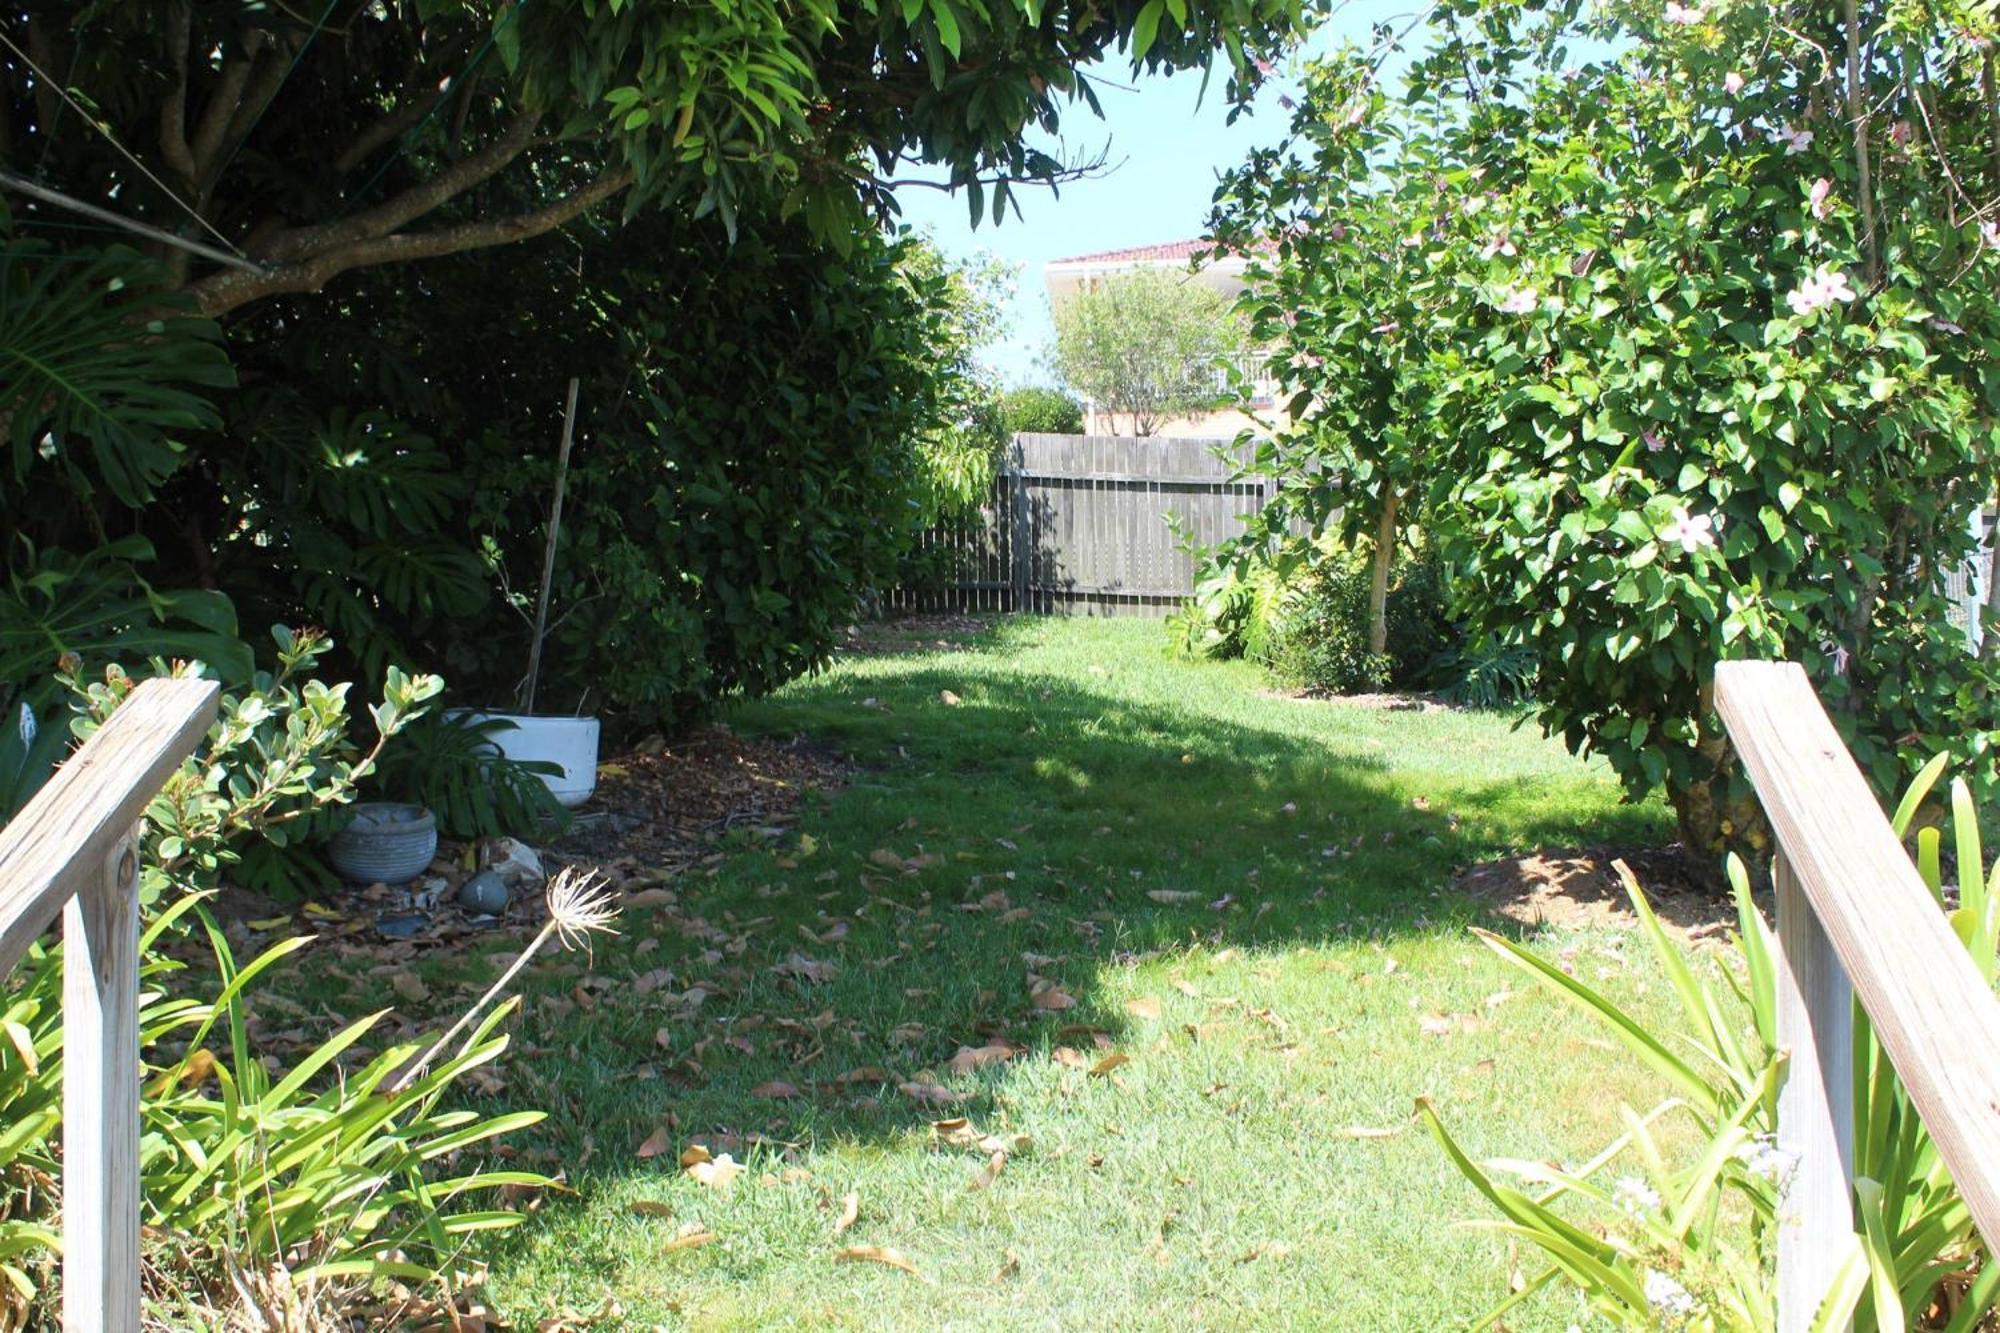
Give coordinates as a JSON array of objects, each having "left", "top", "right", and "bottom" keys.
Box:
[{"left": 459, "top": 712, "right": 601, "bottom": 808}]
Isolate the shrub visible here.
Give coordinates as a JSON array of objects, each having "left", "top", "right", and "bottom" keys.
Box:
[
  {"left": 1266, "top": 546, "right": 1456, "bottom": 695},
  {"left": 225, "top": 208, "right": 966, "bottom": 724},
  {"left": 64, "top": 626, "right": 440, "bottom": 902},
  {"left": 1425, "top": 754, "right": 1999, "bottom": 1330},
  {"left": 999, "top": 386, "right": 1085, "bottom": 436}
]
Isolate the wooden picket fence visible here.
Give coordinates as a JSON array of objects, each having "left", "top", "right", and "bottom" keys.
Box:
[
  {"left": 886, "top": 432, "right": 1280, "bottom": 617},
  {"left": 0, "top": 678, "right": 218, "bottom": 1332},
  {"left": 1713, "top": 662, "right": 2000, "bottom": 1330}
]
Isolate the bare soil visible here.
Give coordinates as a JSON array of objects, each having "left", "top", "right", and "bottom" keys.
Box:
[{"left": 1455, "top": 844, "right": 1744, "bottom": 949}]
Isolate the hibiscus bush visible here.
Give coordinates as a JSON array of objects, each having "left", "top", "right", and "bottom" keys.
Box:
[{"left": 1209, "top": 0, "right": 2000, "bottom": 863}]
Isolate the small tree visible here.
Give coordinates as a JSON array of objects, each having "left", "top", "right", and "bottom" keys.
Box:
[{"left": 1051, "top": 270, "right": 1247, "bottom": 435}]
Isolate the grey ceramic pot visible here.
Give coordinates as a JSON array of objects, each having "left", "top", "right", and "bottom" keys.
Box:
[{"left": 327, "top": 803, "right": 438, "bottom": 885}]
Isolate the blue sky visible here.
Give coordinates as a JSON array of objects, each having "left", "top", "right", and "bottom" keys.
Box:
[{"left": 889, "top": 1, "right": 1428, "bottom": 384}]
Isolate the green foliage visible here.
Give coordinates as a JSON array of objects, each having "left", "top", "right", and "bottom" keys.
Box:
[
  {"left": 368, "top": 712, "right": 568, "bottom": 843},
  {"left": 11, "top": 0, "right": 1315, "bottom": 318},
  {"left": 0, "top": 239, "right": 234, "bottom": 508},
  {"left": 999, "top": 385, "right": 1085, "bottom": 435},
  {"left": 1169, "top": 556, "right": 1294, "bottom": 664},
  {"left": 1426, "top": 756, "right": 2000, "bottom": 1331},
  {"left": 65, "top": 626, "right": 443, "bottom": 902},
  {"left": 0, "top": 891, "right": 545, "bottom": 1321},
  {"left": 0, "top": 697, "right": 66, "bottom": 825},
  {"left": 1208, "top": 1, "right": 2000, "bottom": 858},
  {"left": 227, "top": 207, "right": 969, "bottom": 722},
  {"left": 1051, "top": 269, "right": 1249, "bottom": 435},
  {"left": 1434, "top": 637, "right": 1539, "bottom": 711},
  {"left": 1266, "top": 546, "right": 1454, "bottom": 695},
  {"left": 215, "top": 391, "right": 489, "bottom": 682}
]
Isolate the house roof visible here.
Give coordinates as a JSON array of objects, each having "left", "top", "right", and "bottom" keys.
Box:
[{"left": 1047, "top": 239, "right": 1209, "bottom": 266}]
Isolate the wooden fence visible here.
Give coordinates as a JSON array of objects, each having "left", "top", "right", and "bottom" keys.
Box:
[
  {"left": 887, "top": 433, "right": 1277, "bottom": 617},
  {"left": 1713, "top": 662, "right": 2000, "bottom": 1331},
  {"left": 0, "top": 678, "right": 219, "bottom": 1332}
]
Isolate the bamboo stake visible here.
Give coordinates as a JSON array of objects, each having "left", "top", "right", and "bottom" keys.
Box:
[{"left": 523, "top": 378, "right": 579, "bottom": 714}]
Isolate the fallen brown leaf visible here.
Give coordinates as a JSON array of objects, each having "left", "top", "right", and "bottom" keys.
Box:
[
  {"left": 968, "top": 1150, "right": 1007, "bottom": 1190},
  {"left": 628, "top": 1200, "right": 674, "bottom": 1218},
  {"left": 1124, "top": 996, "right": 1163, "bottom": 1021},
  {"left": 635, "top": 1127, "right": 672, "bottom": 1160},
  {"left": 1088, "top": 1053, "right": 1130, "bottom": 1077},
  {"left": 663, "top": 1224, "right": 719, "bottom": 1253},
  {"left": 898, "top": 1080, "right": 964, "bottom": 1107},
  {"left": 834, "top": 1245, "right": 924, "bottom": 1278},
  {"left": 946, "top": 1043, "right": 1015, "bottom": 1076},
  {"left": 751, "top": 1081, "right": 800, "bottom": 1099},
  {"left": 833, "top": 1191, "right": 859, "bottom": 1234}
]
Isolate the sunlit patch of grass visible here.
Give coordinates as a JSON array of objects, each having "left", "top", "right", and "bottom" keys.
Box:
[{"left": 341, "top": 617, "right": 1707, "bottom": 1329}]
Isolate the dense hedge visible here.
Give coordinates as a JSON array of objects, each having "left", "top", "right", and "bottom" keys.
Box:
[{"left": 218, "top": 211, "right": 961, "bottom": 725}]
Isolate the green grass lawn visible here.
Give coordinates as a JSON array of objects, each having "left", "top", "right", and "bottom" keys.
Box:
[{"left": 419, "top": 618, "right": 1699, "bottom": 1328}]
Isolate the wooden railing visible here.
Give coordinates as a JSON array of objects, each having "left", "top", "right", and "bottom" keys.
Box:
[
  {"left": 0, "top": 678, "right": 218, "bottom": 1332},
  {"left": 1713, "top": 661, "right": 2000, "bottom": 1332}
]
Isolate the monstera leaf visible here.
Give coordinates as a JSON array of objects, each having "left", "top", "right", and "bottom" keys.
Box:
[
  {"left": 0, "top": 535, "right": 253, "bottom": 693},
  {"left": 0, "top": 239, "right": 235, "bottom": 507}
]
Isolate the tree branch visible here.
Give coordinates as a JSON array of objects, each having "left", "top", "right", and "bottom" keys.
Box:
[
  {"left": 159, "top": 3, "right": 198, "bottom": 191},
  {"left": 190, "top": 168, "right": 633, "bottom": 317},
  {"left": 188, "top": 30, "right": 265, "bottom": 182},
  {"left": 253, "top": 112, "right": 541, "bottom": 263}
]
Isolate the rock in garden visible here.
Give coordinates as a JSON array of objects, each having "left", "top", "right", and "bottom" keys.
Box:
[
  {"left": 483, "top": 837, "right": 544, "bottom": 889},
  {"left": 458, "top": 869, "right": 511, "bottom": 915}
]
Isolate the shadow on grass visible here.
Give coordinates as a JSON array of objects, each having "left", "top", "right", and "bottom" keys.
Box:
[{"left": 461, "top": 615, "right": 1674, "bottom": 1284}]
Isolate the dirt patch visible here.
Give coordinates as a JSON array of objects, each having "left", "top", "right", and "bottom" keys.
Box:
[
  {"left": 836, "top": 614, "right": 994, "bottom": 656},
  {"left": 551, "top": 724, "right": 849, "bottom": 872},
  {"left": 1259, "top": 687, "right": 1465, "bottom": 713},
  {"left": 1455, "top": 845, "right": 1742, "bottom": 948}
]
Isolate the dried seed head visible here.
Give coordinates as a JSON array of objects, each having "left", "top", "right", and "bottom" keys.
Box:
[{"left": 545, "top": 867, "right": 621, "bottom": 951}]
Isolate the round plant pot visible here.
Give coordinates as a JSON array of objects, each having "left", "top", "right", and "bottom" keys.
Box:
[
  {"left": 327, "top": 802, "right": 438, "bottom": 885},
  {"left": 459, "top": 712, "right": 601, "bottom": 808}
]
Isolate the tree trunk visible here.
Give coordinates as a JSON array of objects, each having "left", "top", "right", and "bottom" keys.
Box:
[
  {"left": 1982, "top": 510, "right": 2000, "bottom": 662},
  {"left": 1367, "top": 490, "right": 1400, "bottom": 658}
]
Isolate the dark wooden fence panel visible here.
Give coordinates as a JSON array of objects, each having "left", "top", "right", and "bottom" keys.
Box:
[{"left": 886, "top": 434, "right": 1278, "bottom": 618}]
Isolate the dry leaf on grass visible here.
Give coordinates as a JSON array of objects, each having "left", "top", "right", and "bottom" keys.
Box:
[
  {"left": 898, "top": 1080, "right": 964, "bottom": 1106},
  {"left": 939, "top": 690, "right": 962, "bottom": 706},
  {"left": 1124, "top": 996, "right": 1163, "bottom": 1021},
  {"left": 1088, "top": 1053, "right": 1130, "bottom": 1077},
  {"left": 1029, "top": 983, "right": 1077, "bottom": 1011},
  {"left": 833, "top": 1192, "right": 859, "bottom": 1234},
  {"left": 968, "top": 1150, "right": 1007, "bottom": 1190},
  {"left": 635, "top": 1127, "right": 672, "bottom": 1160},
  {"left": 751, "top": 1081, "right": 800, "bottom": 1099},
  {"left": 1051, "top": 1047, "right": 1088, "bottom": 1070},
  {"left": 994, "top": 1251, "right": 1021, "bottom": 1282},
  {"left": 946, "top": 1043, "right": 1015, "bottom": 1075},
  {"left": 1146, "top": 890, "right": 1200, "bottom": 904},
  {"left": 628, "top": 1200, "right": 674, "bottom": 1218},
  {"left": 390, "top": 971, "right": 430, "bottom": 1003},
  {"left": 663, "top": 1224, "right": 719, "bottom": 1253},
  {"left": 834, "top": 1245, "right": 925, "bottom": 1279},
  {"left": 1337, "top": 1125, "right": 1402, "bottom": 1140}
]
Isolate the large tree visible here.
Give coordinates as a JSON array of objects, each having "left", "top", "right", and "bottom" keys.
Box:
[
  {"left": 3, "top": 0, "right": 1316, "bottom": 317},
  {"left": 1208, "top": 0, "right": 2000, "bottom": 866}
]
